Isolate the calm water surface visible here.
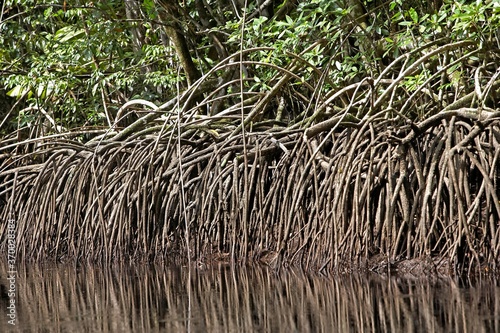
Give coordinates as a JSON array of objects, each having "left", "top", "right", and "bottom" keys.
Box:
[{"left": 0, "top": 260, "right": 499, "bottom": 332}]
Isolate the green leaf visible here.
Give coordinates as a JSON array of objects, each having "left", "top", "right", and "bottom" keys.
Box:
[
  {"left": 392, "top": 12, "right": 404, "bottom": 22},
  {"left": 6, "top": 85, "right": 28, "bottom": 98},
  {"left": 37, "top": 84, "right": 46, "bottom": 98},
  {"left": 408, "top": 8, "right": 418, "bottom": 24},
  {"left": 55, "top": 26, "right": 85, "bottom": 43}
]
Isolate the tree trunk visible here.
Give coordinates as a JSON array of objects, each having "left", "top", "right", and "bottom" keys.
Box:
[{"left": 155, "top": 0, "right": 201, "bottom": 86}]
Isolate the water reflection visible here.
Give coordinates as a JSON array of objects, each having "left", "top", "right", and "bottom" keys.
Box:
[{"left": 0, "top": 261, "right": 499, "bottom": 332}]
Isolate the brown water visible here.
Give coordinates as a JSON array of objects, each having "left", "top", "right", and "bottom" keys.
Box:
[{"left": 0, "top": 261, "right": 499, "bottom": 333}]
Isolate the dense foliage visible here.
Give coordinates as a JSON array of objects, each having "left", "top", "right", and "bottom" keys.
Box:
[{"left": 2, "top": 0, "right": 499, "bottom": 136}]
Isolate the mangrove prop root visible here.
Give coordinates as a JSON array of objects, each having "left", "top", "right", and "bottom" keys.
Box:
[{"left": 1, "top": 45, "right": 500, "bottom": 276}]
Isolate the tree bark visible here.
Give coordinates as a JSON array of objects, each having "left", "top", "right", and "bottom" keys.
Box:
[{"left": 155, "top": 0, "right": 201, "bottom": 86}]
